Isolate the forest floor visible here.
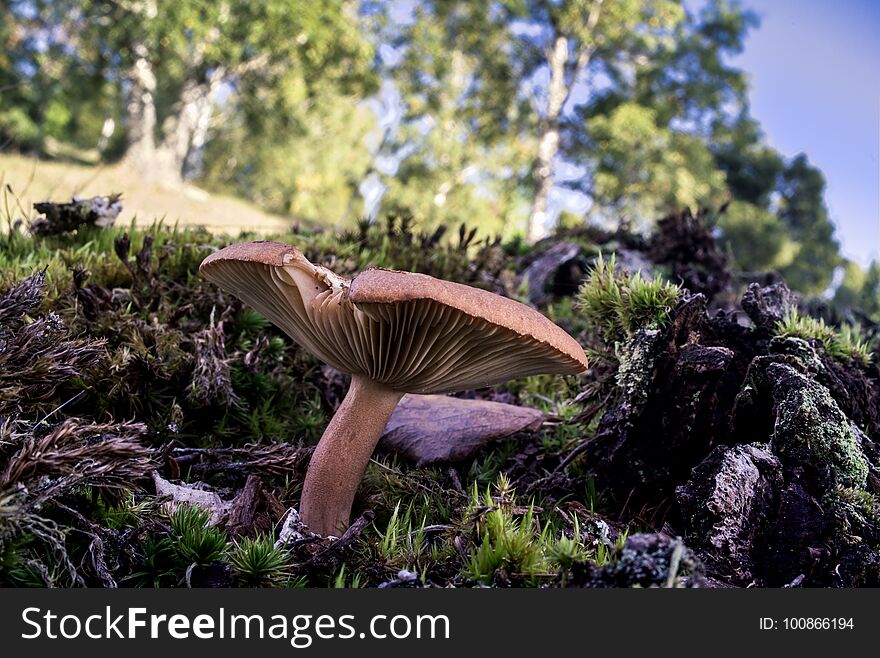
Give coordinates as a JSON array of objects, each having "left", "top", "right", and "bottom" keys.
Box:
[
  {"left": 0, "top": 153, "right": 293, "bottom": 235},
  {"left": 0, "top": 195, "right": 878, "bottom": 588}
]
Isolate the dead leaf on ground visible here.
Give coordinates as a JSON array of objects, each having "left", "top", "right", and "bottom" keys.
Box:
[{"left": 152, "top": 472, "right": 230, "bottom": 525}]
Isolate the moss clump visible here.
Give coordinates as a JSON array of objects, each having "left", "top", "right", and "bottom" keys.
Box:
[
  {"left": 575, "top": 254, "right": 679, "bottom": 406},
  {"left": 462, "top": 477, "right": 548, "bottom": 585},
  {"left": 825, "top": 486, "right": 880, "bottom": 534},
  {"left": 576, "top": 254, "right": 680, "bottom": 346},
  {"left": 775, "top": 309, "right": 872, "bottom": 366},
  {"left": 229, "top": 533, "right": 293, "bottom": 587},
  {"left": 769, "top": 364, "right": 869, "bottom": 489}
]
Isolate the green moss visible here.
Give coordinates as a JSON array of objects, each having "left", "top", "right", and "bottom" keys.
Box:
[
  {"left": 170, "top": 505, "right": 228, "bottom": 567},
  {"left": 775, "top": 309, "right": 873, "bottom": 365},
  {"left": 576, "top": 253, "right": 680, "bottom": 346},
  {"left": 833, "top": 324, "right": 873, "bottom": 365},
  {"left": 462, "top": 477, "right": 549, "bottom": 585},
  {"left": 229, "top": 534, "right": 292, "bottom": 587},
  {"left": 825, "top": 486, "right": 880, "bottom": 532},
  {"left": 770, "top": 364, "right": 869, "bottom": 489},
  {"left": 614, "top": 329, "right": 662, "bottom": 408},
  {"left": 767, "top": 336, "right": 825, "bottom": 372}
]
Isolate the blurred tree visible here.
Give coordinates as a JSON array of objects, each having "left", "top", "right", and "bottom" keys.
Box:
[
  {"left": 202, "top": 83, "right": 377, "bottom": 222},
  {"left": 0, "top": 0, "right": 109, "bottom": 153},
  {"left": 711, "top": 116, "right": 784, "bottom": 208},
  {"left": 380, "top": 14, "right": 535, "bottom": 234},
  {"left": 0, "top": 1, "right": 40, "bottom": 149},
  {"left": 834, "top": 260, "right": 880, "bottom": 320},
  {"left": 775, "top": 154, "right": 841, "bottom": 294},
  {"left": 66, "top": 0, "right": 376, "bottom": 184},
  {"left": 716, "top": 200, "right": 797, "bottom": 272},
  {"left": 712, "top": 120, "right": 842, "bottom": 294},
  {"left": 586, "top": 102, "right": 727, "bottom": 224},
  {"left": 383, "top": 0, "right": 765, "bottom": 240},
  {"left": 514, "top": 0, "right": 688, "bottom": 240}
]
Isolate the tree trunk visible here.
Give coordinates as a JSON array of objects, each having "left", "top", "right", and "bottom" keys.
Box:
[
  {"left": 122, "top": 42, "right": 158, "bottom": 175},
  {"left": 154, "top": 68, "right": 225, "bottom": 185},
  {"left": 527, "top": 34, "right": 569, "bottom": 243},
  {"left": 182, "top": 76, "right": 221, "bottom": 180},
  {"left": 526, "top": 0, "right": 604, "bottom": 242}
]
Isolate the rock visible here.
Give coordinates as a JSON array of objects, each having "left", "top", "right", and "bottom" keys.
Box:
[
  {"left": 275, "top": 508, "right": 321, "bottom": 548},
  {"left": 768, "top": 363, "right": 869, "bottom": 490},
  {"left": 767, "top": 336, "right": 825, "bottom": 373},
  {"left": 378, "top": 569, "right": 420, "bottom": 588},
  {"left": 741, "top": 281, "right": 797, "bottom": 330},
  {"left": 677, "top": 443, "right": 782, "bottom": 583},
  {"left": 378, "top": 394, "right": 544, "bottom": 467},
  {"left": 574, "top": 533, "right": 705, "bottom": 588},
  {"left": 675, "top": 343, "right": 735, "bottom": 376},
  {"left": 519, "top": 242, "right": 588, "bottom": 306}
]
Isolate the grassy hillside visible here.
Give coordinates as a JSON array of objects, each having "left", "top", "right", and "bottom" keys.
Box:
[{"left": 0, "top": 153, "right": 297, "bottom": 235}]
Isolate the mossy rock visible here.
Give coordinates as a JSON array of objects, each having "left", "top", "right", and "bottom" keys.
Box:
[{"left": 768, "top": 363, "right": 868, "bottom": 489}]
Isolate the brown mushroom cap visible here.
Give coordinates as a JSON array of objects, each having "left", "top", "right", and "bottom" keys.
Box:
[{"left": 200, "top": 241, "right": 588, "bottom": 394}]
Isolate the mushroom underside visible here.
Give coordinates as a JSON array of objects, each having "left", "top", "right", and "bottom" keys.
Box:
[{"left": 204, "top": 259, "right": 582, "bottom": 393}]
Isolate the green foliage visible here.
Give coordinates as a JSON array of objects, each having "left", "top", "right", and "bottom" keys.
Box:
[
  {"left": 587, "top": 103, "right": 728, "bottom": 224},
  {"left": 775, "top": 309, "right": 836, "bottom": 348},
  {"left": 332, "top": 565, "right": 363, "bottom": 589},
  {"left": 0, "top": 0, "right": 847, "bottom": 290},
  {"left": 834, "top": 260, "right": 880, "bottom": 321},
  {"left": 576, "top": 254, "right": 681, "bottom": 346},
  {"left": 717, "top": 200, "right": 798, "bottom": 271},
  {"left": 833, "top": 324, "right": 873, "bottom": 366},
  {"left": 229, "top": 534, "right": 292, "bottom": 587},
  {"left": 775, "top": 309, "right": 872, "bottom": 366},
  {"left": 376, "top": 502, "right": 430, "bottom": 571},
  {"left": 380, "top": 0, "right": 763, "bottom": 237},
  {"left": 712, "top": 118, "right": 785, "bottom": 208},
  {"left": 169, "top": 505, "right": 228, "bottom": 567},
  {"left": 546, "top": 518, "right": 588, "bottom": 572},
  {"left": 203, "top": 87, "right": 377, "bottom": 221},
  {"left": 464, "top": 478, "right": 548, "bottom": 585},
  {"left": 776, "top": 155, "right": 842, "bottom": 294}
]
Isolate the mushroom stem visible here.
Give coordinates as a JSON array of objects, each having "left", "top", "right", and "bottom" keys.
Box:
[{"left": 300, "top": 375, "right": 403, "bottom": 536}]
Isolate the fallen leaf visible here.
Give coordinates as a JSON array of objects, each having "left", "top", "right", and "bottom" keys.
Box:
[{"left": 152, "top": 472, "right": 230, "bottom": 525}]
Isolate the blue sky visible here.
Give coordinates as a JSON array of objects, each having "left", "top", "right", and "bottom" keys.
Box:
[{"left": 728, "top": 0, "right": 879, "bottom": 266}]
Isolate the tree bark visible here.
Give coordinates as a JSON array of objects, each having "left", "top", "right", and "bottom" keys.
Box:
[
  {"left": 183, "top": 75, "right": 221, "bottom": 180},
  {"left": 525, "top": 0, "right": 604, "bottom": 242},
  {"left": 154, "top": 68, "right": 225, "bottom": 184},
  {"left": 527, "top": 34, "right": 569, "bottom": 243},
  {"left": 127, "top": 51, "right": 269, "bottom": 185},
  {"left": 122, "top": 42, "right": 158, "bottom": 175}
]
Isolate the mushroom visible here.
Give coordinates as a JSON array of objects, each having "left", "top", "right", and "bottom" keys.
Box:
[{"left": 200, "top": 241, "right": 588, "bottom": 536}]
